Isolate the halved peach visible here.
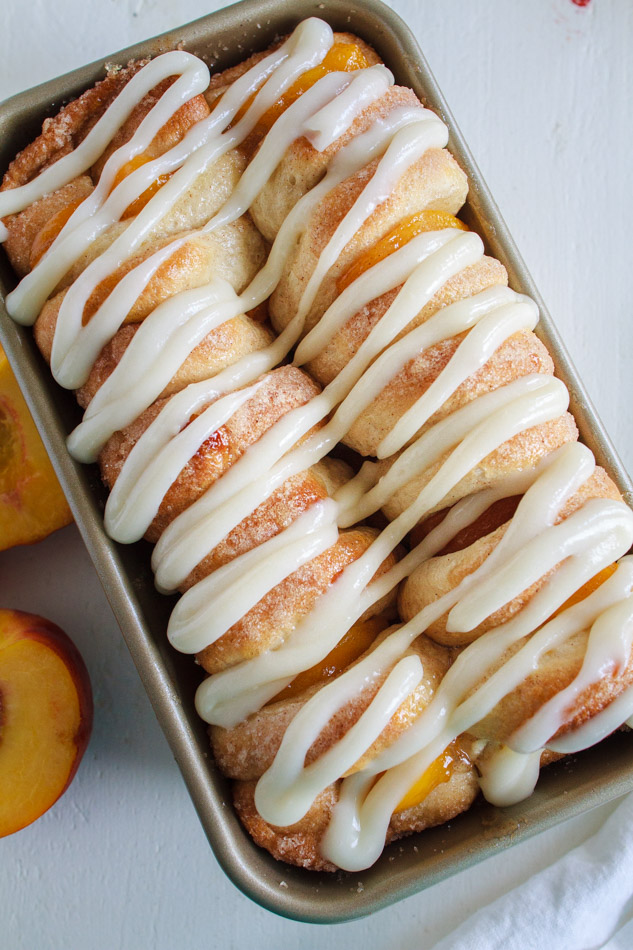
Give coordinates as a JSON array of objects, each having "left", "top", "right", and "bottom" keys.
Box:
[
  {"left": 0, "top": 608, "right": 93, "bottom": 837},
  {"left": 0, "top": 345, "right": 72, "bottom": 551}
]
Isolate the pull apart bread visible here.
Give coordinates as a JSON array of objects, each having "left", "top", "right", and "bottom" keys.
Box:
[{"left": 2, "top": 18, "right": 633, "bottom": 873}]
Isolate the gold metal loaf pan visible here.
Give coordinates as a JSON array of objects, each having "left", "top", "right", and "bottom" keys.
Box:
[{"left": 0, "top": 0, "right": 631, "bottom": 923}]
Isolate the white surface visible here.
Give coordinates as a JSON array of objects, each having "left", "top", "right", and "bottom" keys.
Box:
[{"left": 1, "top": 1, "right": 632, "bottom": 948}]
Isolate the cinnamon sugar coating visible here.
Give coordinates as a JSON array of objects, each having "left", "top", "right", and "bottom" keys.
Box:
[
  {"left": 211, "top": 630, "right": 448, "bottom": 780},
  {"left": 197, "top": 526, "right": 398, "bottom": 675},
  {"left": 33, "top": 217, "right": 265, "bottom": 365},
  {"left": 99, "top": 365, "right": 321, "bottom": 542},
  {"left": 399, "top": 466, "right": 623, "bottom": 644},
  {"left": 233, "top": 753, "right": 479, "bottom": 873}
]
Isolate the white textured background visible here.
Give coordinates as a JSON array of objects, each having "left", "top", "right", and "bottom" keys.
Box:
[{"left": 1, "top": 1, "right": 632, "bottom": 948}]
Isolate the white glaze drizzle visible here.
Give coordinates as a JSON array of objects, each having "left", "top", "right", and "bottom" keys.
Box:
[
  {"left": 477, "top": 747, "right": 542, "bottom": 809},
  {"left": 61, "top": 65, "right": 405, "bottom": 460},
  {"left": 510, "top": 594, "right": 633, "bottom": 753},
  {"left": 4, "top": 51, "right": 213, "bottom": 325},
  {"left": 104, "top": 378, "right": 264, "bottom": 543},
  {"left": 67, "top": 278, "right": 241, "bottom": 462},
  {"left": 0, "top": 51, "right": 211, "bottom": 223},
  {"left": 254, "top": 449, "right": 633, "bottom": 867},
  {"left": 167, "top": 498, "right": 339, "bottom": 653},
  {"left": 315, "top": 554, "right": 633, "bottom": 870},
  {"left": 546, "top": 684, "right": 633, "bottom": 753},
  {"left": 145, "top": 117, "right": 452, "bottom": 588},
  {"left": 5, "top": 20, "right": 633, "bottom": 873},
  {"left": 150, "top": 229, "right": 477, "bottom": 589},
  {"left": 255, "top": 654, "right": 424, "bottom": 826},
  {"left": 44, "top": 24, "right": 343, "bottom": 390}
]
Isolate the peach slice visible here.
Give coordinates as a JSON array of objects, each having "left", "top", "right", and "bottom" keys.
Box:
[
  {"left": 0, "top": 345, "right": 72, "bottom": 551},
  {"left": 552, "top": 563, "right": 618, "bottom": 618},
  {"left": 394, "top": 740, "right": 471, "bottom": 813},
  {"left": 111, "top": 154, "right": 173, "bottom": 220},
  {"left": 235, "top": 41, "right": 371, "bottom": 152},
  {"left": 268, "top": 615, "right": 390, "bottom": 704},
  {"left": 337, "top": 210, "right": 469, "bottom": 293},
  {"left": 0, "top": 609, "right": 93, "bottom": 837},
  {"left": 29, "top": 197, "right": 85, "bottom": 269}
]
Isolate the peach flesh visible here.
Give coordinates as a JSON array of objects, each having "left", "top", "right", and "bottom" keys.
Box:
[
  {"left": 0, "top": 346, "right": 72, "bottom": 551},
  {"left": 0, "top": 609, "right": 93, "bottom": 837}
]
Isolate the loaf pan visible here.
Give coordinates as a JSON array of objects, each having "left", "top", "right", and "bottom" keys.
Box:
[{"left": 0, "top": 0, "right": 631, "bottom": 923}]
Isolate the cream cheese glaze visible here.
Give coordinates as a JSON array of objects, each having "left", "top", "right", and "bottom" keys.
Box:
[{"left": 2, "top": 17, "right": 633, "bottom": 872}]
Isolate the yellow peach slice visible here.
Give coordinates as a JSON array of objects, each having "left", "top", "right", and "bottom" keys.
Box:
[
  {"left": 269, "top": 615, "right": 389, "bottom": 704},
  {"left": 395, "top": 740, "right": 471, "bottom": 813},
  {"left": 337, "top": 210, "right": 469, "bottom": 293},
  {"left": 110, "top": 153, "right": 173, "bottom": 220},
  {"left": 552, "top": 563, "right": 619, "bottom": 619},
  {"left": 0, "top": 345, "right": 72, "bottom": 551},
  {"left": 26, "top": 160, "right": 172, "bottom": 270},
  {"left": 236, "top": 41, "right": 371, "bottom": 152},
  {"left": 29, "top": 198, "right": 85, "bottom": 269}
]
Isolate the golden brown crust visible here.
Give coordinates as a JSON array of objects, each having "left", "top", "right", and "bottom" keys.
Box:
[
  {"left": 251, "top": 85, "right": 426, "bottom": 243},
  {"left": 343, "top": 634, "right": 451, "bottom": 774},
  {"left": 180, "top": 458, "right": 350, "bottom": 590},
  {"left": 76, "top": 313, "right": 273, "bottom": 408},
  {"left": 197, "top": 526, "right": 398, "bottom": 674},
  {"left": 470, "top": 634, "right": 633, "bottom": 745},
  {"left": 347, "top": 328, "right": 553, "bottom": 458},
  {"left": 210, "top": 632, "right": 448, "bottom": 780},
  {"left": 99, "top": 365, "right": 321, "bottom": 542},
  {"left": 1, "top": 61, "right": 148, "bottom": 194},
  {"left": 3, "top": 176, "right": 94, "bottom": 277},
  {"left": 204, "top": 31, "right": 381, "bottom": 114},
  {"left": 307, "top": 255, "right": 508, "bottom": 387},
  {"left": 233, "top": 781, "right": 341, "bottom": 872},
  {"left": 388, "top": 760, "right": 480, "bottom": 838},
  {"left": 1, "top": 67, "right": 211, "bottom": 281},
  {"left": 268, "top": 146, "right": 468, "bottom": 336},
  {"left": 380, "top": 412, "right": 579, "bottom": 524},
  {"left": 233, "top": 754, "right": 479, "bottom": 872}
]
